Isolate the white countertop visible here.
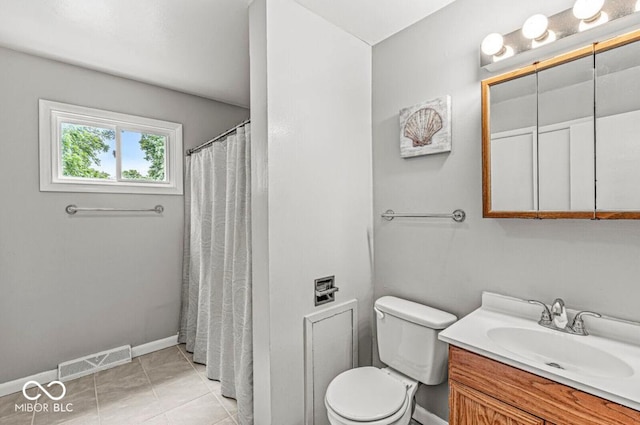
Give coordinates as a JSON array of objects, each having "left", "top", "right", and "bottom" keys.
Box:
[{"left": 439, "top": 292, "right": 640, "bottom": 411}]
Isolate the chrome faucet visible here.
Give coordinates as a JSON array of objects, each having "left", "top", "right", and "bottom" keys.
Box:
[
  {"left": 550, "top": 298, "right": 568, "bottom": 329},
  {"left": 528, "top": 298, "right": 601, "bottom": 336}
]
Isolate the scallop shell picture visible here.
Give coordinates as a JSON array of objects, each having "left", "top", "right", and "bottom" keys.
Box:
[
  {"left": 404, "top": 108, "right": 442, "bottom": 146},
  {"left": 399, "top": 95, "right": 451, "bottom": 158}
]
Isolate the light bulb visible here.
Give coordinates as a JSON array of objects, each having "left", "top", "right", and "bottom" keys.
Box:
[
  {"left": 523, "top": 14, "right": 550, "bottom": 41},
  {"left": 573, "top": 0, "right": 605, "bottom": 21},
  {"left": 578, "top": 11, "right": 609, "bottom": 31},
  {"left": 532, "top": 30, "right": 557, "bottom": 48},
  {"left": 493, "top": 46, "right": 514, "bottom": 62},
  {"left": 480, "top": 33, "right": 514, "bottom": 62},
  {"left": 481, "top": 33, "right": 505, "bottom": 56}
]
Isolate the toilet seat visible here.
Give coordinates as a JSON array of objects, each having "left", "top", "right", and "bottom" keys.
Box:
[{"left": 325, "top": 367, "right": 407, "bottom": 422}]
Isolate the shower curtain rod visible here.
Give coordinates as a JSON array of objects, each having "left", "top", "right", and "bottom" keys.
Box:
[{"left": 186, "top": 119, "right": 251, "bottom": 156}]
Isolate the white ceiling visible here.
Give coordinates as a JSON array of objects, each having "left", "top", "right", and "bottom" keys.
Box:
[
  {"left": 0, "top": 1, "right": 455, "bottom": 108},
  {"left": 294, "top": 0, "right": 457, "bottom": 45},
  {"left": 0, "top": 0, "right": 250, "bottom": 107}
]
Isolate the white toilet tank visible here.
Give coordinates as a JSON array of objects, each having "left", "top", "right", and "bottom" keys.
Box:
[{"left": 375, "top": 296, "right": 457, "bottom": 385}]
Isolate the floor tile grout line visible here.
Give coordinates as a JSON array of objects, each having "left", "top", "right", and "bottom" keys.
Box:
[
  {"left": 176, "top": 345, "right": 214, "bottom": 393},
  {"left": 212, "top": 392, "right": 237, "bottom": 419},
  {"left": 142, "top": 412, "right": 169, "bottom": 424},
  {"left": 138, "top": 356, "right": 162, "bottom": 407},
  {"left": 96, "top": 356, "right": 170, "bottom": 425},
  {"left": 213, "top": 414, "right": 235, "bottom": 425},
  {"left": 176, "top": 344, "right": 236, "bottom": 420},
  {"left": 213, "top": 389, "right": 238, "bottom": 421},
  {"left": 31, "top": 383, "right": 37, "bottom": 425},
  {"left": 159, "top": 392, "right": 212, "bottom": 421},
  {"left": 93, "top": 373, "right": 102, "bottom": 425},
  {"left": 139, "top": 346, "right": 210, "bottom": 422},
  {"left": 176, "top": 344, "right": 199, "bottom": 374},
  {"left": 142, "top": 345, "right": 225, "bottom": 423},
  {"left": 177, "top": 345, "right": 237, "bottom": 420},
  {"left": 102, "top": 356, "right": 157, "bottom": 424}
]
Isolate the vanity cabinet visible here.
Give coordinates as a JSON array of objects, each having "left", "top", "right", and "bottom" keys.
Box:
[{"left": 448, "top": 346, "right": 640, "bottom": 425}]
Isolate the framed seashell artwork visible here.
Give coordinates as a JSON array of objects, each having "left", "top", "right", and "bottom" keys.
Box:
[{"left": 399, "top": 95, "right": 451, "bottom": 158}]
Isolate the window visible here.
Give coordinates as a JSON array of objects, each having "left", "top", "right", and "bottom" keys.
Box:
[{"left": 39, "top": 100, "right": 183, "bottom": 195}]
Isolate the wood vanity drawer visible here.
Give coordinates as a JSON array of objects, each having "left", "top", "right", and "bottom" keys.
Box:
[{"left": 449, "top": 346, "right": 640, "bottom": 425}]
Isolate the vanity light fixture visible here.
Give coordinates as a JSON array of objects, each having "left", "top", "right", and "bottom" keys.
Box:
[
  {"left": 481, "top": 33, "right": 514, "bottom": 61},
  {"left": 480, "top": 0, "right": 640, "bottom": 70},
  {"left": 522, "top": 14, "right": 556, "bottom": 48},
  {"left": 574, "top": 0, "right": 609, "bottom": 31}
]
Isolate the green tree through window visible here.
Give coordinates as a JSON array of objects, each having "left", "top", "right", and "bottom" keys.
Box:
[
  {"left": 61, "top": 125, "right": 114, "bottom": 179},
  {"left": 41, "top": 100, "right": 182, "bottom": 194},
  {"left": 121, "top": 133, "right": 166, "bottom": 181},
  {"left": 121, "top": 169, "right": 144, "bottom": 179},
  {"left": 61, "top": 125, "right": 165, "bottom": 182},
  {"left": 139, "top": 134, "right": 165, "bottom": 181}
]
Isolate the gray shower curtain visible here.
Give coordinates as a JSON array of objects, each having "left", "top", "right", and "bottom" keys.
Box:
[{"left": 179, "top": 124, "right": 252, "bottom": 425}]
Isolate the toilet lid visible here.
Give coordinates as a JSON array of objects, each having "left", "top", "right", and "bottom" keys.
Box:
[{"left": 325, "top": 367, "right": 407, "bottom": 422}]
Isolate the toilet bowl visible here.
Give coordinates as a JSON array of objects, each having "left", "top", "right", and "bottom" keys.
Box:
[
  {"left": 325, "top": 367, "right": 418, "bottom": 425},
  {"left": 325, "top": 296, "right": 457, "bottom": 425}
]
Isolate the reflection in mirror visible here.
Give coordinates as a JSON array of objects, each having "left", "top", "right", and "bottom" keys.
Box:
[
  {"left": 596, "top": 39, "right": 640, "bottom": 211},
  {"left": 537, "top": 55, "right": 594, "bottom": 212},
  {"left": 489, "top": 74, "right": 537, "bottom": 211}
]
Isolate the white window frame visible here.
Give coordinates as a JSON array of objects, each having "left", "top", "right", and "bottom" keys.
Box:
[{"left": 39, "top": 99, "right": 183, "bottom": 195}]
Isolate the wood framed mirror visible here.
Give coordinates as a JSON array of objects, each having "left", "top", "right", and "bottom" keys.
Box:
[{"left": 482, "top": 28, "right": 640, "bottom": 219}]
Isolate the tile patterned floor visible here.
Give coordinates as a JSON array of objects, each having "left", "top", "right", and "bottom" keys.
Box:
[{"left": 0, "top": 345, "right": 237, "bottom": 425}]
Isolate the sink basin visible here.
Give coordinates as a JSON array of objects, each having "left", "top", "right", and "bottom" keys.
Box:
[
  {"left": 439, "top": 292, "right": 640, "bottom": 410},
  {"left": 487, "top": 327, "right": 634, "bottom": 379}
]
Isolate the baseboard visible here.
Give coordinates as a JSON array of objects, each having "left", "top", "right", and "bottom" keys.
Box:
[
  {"left": 130, "top": 334, "right": 179, "bottom": 358},
  {"left": 0, "top": 369, "right": 59, "bottom": 399},
  {"left": 0, "top": 334, "right": 179, "bottom": 398},
  {"left": 413, "top": 404, "right": 448, "bottom": 425}
]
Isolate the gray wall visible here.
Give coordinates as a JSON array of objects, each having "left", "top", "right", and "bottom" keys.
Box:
[
  {"left": 372, "top": 0, "right": 640, "bottom": 420},
  {"left": 0, "top": 46, "right": 248, "bottom": 383}
]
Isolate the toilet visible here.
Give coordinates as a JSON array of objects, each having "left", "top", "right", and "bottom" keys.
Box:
[{"left": 325, "top": 296, "right": 457, "bottom": 425}]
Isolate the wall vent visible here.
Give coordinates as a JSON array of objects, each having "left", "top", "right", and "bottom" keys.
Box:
[{"left": 58, "top": 345, "right": 132, "bottom": 381}]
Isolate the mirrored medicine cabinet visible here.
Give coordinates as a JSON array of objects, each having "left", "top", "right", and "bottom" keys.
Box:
[{"left": 482, "top": 29, "right": 640, "bottom": 219}]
